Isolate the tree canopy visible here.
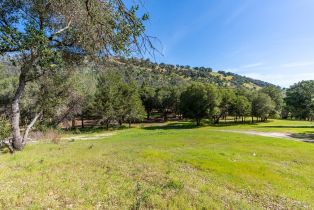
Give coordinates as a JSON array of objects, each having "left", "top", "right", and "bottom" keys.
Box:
[
  {"left": 180, "top": 83, "right": 217, "bottom": 126},
  {"left": 285, "top": 80, "right": 314, "bottom": 120}
]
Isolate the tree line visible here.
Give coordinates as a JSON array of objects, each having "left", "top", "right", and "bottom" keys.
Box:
[{"left": 1, "top": 61, "right": 314, "bottom": 151}]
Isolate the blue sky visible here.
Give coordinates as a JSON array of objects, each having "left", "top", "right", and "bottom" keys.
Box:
[{"left": 140, "top": 0, "right": 314, "bottom": 87}]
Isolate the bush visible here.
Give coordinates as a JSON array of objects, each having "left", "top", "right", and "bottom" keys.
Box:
[
  {"left": 0, "top": 117, "right": 10, "bottom": 138},
  {"left": 0, "top": 117, "right": 11, "bottom": 146}
]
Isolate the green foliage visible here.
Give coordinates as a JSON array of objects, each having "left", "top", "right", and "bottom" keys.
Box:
[
  {"left": 252, "top": 92, "right": 276, "bottom": 121},
  {"left": 232, "top": 95, "right": 251, "bottom": 118},
  {"left": 121, "top": 82, "right": 146, "bottom": 126},
  {"left": 140, "top": 84, "right": 157, "bottom": 119},
  {"left": 180, "top": 83, "right": 218, "bottom": 125},
  {"left": 285, "top": 80, "right": 314, "bottom": 120},
  {"left": 95, "top": 70, "right": 145, "bottom": 127},
  {"left": 94, "top": 71, "right": 121, "bottom": 125},
  {"left": 261, "top": 86, "right": 284, "bottom": 118},
  {"left": 0, "top": 65, "right": 18, "bottom": 112},
  {"left": 0, "top": 117, "right": 11, "bottom": 141},
  {"left": 155, "top": 86, "right": 182, "bottom": 120},
  {"left": 215, "top": 88, "right": 236, "bottom": 123}
]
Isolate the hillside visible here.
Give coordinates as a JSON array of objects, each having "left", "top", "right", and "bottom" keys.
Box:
[
  {"left": 1, "top": 58, "right": 276, "bottom": 90},
  {"left": 106, "top": 57, "right": 277, "bottom": 89}
]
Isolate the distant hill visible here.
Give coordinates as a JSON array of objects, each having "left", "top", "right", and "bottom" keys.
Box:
[
  {"left": 105, "top": 57, "right": 277, "bottom": 89},
  {"left": 0, "top": 57, "right": 277, "bottom": 89}
]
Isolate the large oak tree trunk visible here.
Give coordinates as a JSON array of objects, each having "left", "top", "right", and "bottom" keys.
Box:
[
  {"left": 10, "top": 73, "right": 41, "bottom": 151},
  {"left": 11, "top": 76, "right": 26, "bottom": 151}
]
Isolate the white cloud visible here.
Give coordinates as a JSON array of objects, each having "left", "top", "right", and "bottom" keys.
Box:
[
  {"left": 244, "top": 72, "right": 314, "bottom": 87},
  {"left": 241, "top": 62, "right": 264, "bottom": 69},
  {"left": 222, "top": 60, "right": 314, "bottom": 87},
  {"left": 281, "top": 61, "right": 314, "bottom": 68}
]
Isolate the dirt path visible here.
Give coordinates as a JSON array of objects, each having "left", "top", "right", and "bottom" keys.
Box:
[
  {"left": 219, "top": 130, "right": 314, "bottom": 143},
  {"left": 62, "top": 132, "right": 117, "bottom": 141}
]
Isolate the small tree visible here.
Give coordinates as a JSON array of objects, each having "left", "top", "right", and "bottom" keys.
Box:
[
  {"left": 232, "top": 95, "right": 251, "bottom": 122},
  {"left": 261, "top": 86, "right": 284, "bottom": 118},
  {"left": 122, "top": 83, "right": 146, "bottom": 127},
  {"left": 94, "top": 71, "right": 122, "bottom": 129},
  {"left": 251, "top": 93, "right": 275, "bottom": 122},
  {"left": 140, "top": 85, "right": 156, "bottom": 119},
  {"left": 155, "top": 86, "right": 181, "bottom": 121},
  {"left": 214, "top": 88, "right": 236, "bottom": 124}
]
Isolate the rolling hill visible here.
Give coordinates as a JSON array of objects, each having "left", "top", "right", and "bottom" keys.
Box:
[{"left": 105, "top": 57, "right": 277, "bottom": 89}]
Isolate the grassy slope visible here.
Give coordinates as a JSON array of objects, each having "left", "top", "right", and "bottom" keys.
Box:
[{"left": 0, "top": 120, "right": 313, "bottom": 209}]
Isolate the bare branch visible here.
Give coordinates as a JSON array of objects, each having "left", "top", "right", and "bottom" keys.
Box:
[
  {"left": 50, "top": 18, "right": 73, "bottom": 37},
  {"left": 22, "top": 111, "right": 43, "bottom": 144}
]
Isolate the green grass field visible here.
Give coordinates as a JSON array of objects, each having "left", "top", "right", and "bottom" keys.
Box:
[{"left": 0, "top": 120, "right": 314, "bottom": 209}]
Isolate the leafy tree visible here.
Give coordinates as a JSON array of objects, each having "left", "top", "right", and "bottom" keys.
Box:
[
  {"left": 232, "top": 95, "right": 251, "bottom": 122},
  {"left": 94, "top": 71, "right": 122, "bottom": 129},
  {"left": 0, "top": 0, "right": 151, "bottom": 150},
  {"left": 0, "top": 65, "right": 18, "bottom": 115},
  {"left": 261, "top": 86, "right": 283, "bottom": 118},
  {"left": 180, "top": 83, "right": 217, "bottom": 126},
  {"left": 214, "top": 88, "right": 236, "bottom": 124},
  {"left": 53, "top": 69, "right": 97, "bottom": 128},
  {"left": 285, "top": 80, "right": 314, "bottom": 120},
  {"left": 251, "top": 92, "right": 276, "bottom": 122},
  {"left": 121, "top": 82, "right": 146, "bottom": 127},
  {"left": 0, "top": 117, "right": 11, "bottom": 148},
  {"left": 155, "top": 86, "right": 181, "bottom": 121},
  {"left": 95, "top": 71, "right": 145, "bottom": 128},
  {"left": 140, "top": 85, "right": 156, "bottom": 119}
]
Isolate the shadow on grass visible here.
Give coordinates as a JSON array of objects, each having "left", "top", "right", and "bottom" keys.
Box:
[
  {"left": 289, "top": 133, "right": 314, "bottom": 143},
  {"left": 62, "top": 125, "right": 129, "bottom": 135},
  {"left": 261, "top": 126, "right": 314, "bottom": 129},
  {"left": 142, "top": 121, "right": 260, "bottom": 130},
  {"left": 209, "top": 122, "right": 259, "bottom": 127},
  {"left": 143, "top": 122, "right": 199, "bottom": 130}
]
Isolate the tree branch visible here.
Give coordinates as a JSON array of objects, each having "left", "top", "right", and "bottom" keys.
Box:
[
  {"left": 22, "top": 111, "right": 43, "bottom": 144},
  {"left": 50, "top": 18, "right": 73, "bottom": 39}
]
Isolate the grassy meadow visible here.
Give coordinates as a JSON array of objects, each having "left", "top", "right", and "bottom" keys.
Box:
[{"left": 0, "top": 120, "right": 314, "bottom": 209}]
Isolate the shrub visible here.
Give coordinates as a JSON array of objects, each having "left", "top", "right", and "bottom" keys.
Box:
[
  {"left": 0, "top": 117, "right": 10, "bottom": 138},
  {"left": 0, "top": 117, "right": 11, "bottom": 146}
]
